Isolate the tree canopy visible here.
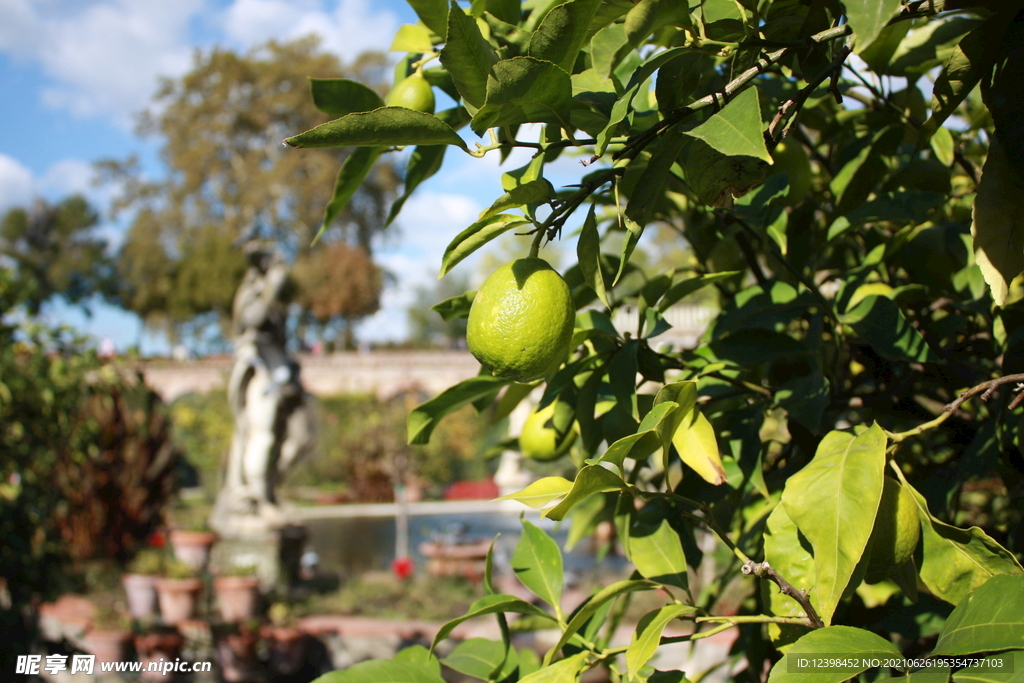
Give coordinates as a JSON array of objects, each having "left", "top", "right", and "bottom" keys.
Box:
[{"left": 100, "top": 37, "right": 400, "bottom": 341}]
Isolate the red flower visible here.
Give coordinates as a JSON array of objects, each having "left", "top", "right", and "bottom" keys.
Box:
[
  {"left": 147, "top": 531, "right": 166, "bottom": 549},
  {"left": 391, "top": 556, "right": 414, "bottom": 580}
]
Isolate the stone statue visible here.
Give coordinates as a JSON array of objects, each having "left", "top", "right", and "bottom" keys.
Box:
[{"left": 211, "top": 245, "right": 315, "bottom": 535}]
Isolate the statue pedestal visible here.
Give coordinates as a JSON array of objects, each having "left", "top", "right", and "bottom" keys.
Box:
[{"left": 211, "top": 525, "right": 307, "bottom": 592}]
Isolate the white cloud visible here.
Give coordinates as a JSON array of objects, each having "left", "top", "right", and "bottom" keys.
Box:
[
  {"left": 0, "top": 154, "right": 34, "bottom": 213},
  {"left": 222, "top": 0, "right": 398, "bottom": 64},
  {"left": 40, "top": 159, "right": 96, "bottom": 197}
]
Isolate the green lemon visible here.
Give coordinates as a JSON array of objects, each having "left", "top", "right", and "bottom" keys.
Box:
[
  {"left": 865, "top": 477, "right": 921, "bottom": 583},
  {"left": 519, "top": 402, "right": 575, "bottom": 461},
  {"left": 466, "top": 258, "right": 575, "bottom": 383},
  {"left": 385, "top": 72, "right": 435, "bottom": 113},
  {"left": 772, "top": 140, "right": 812, "bottom": 204}
]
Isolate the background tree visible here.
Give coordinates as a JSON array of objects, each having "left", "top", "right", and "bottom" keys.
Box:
[
  {"left": 288, "top": 1, "right": 1024, "bottom": 682},
  {"left": 99, "top": 37, "right": 399, "bottom": 343},
  {"left": 0, "top": 195, "right": 116, "bottom": 315}
]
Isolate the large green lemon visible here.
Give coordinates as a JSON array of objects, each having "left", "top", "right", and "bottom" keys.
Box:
[
  {"left": 386, "top": 72, "right": 435, "bottom": 113},
  {"left": 865, "top": 477, "right": 921, "bottom": 583},
  {"left": 772, "top": 140, "right": 812, "bottom": 204},
  {"left": 519, "top": 402, "right": 575, "bottom": 461},
  {"left": 467, "top": 258, "right": 575, "bottom": 383}
]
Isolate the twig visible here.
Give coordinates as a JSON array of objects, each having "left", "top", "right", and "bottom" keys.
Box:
[
  {"left": 888, "top": 373, "right": 1024, "bottom": 443},
  {"left": 767, "top": 45, "right": 852, "bottom": 148},
  {"left": 743, "top": 560, "right": 824, "bottom": 629}
]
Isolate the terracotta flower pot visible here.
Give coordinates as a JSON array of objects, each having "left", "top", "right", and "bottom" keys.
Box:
[
  {"left": 170, "top": 530, "right": 217, "bottom": 571},
  {"left": 155, "top": 577, "right": 203, "bottom": 625},
  {"left": 87, "top": 629, "right": 132, "bottom": 663},
  {"left": 213, "top": 576, "right": 260, "bottom": 622},
  {"left": 262, "top": 625, "right": 307, "bottom": 676},
  {"left": 135, "top": 629, "right": 184, "bottom": 680},
  {"left": 123, "top": 573, "right": 159, "bottom": 620}
]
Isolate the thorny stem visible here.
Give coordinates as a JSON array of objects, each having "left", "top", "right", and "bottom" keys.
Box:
[
  {"left": 887, "top": 373, "right": 1024, "bottom": 443},
  {"left": 743, "top": 560, "right": 824, "bottom": 629}
]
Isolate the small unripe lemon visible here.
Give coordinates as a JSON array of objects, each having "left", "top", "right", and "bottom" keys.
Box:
[
  {"left": 772, "top": 140, "right": 812, "bottom": 204},
  {"left": 519, "top": 402, "right": 575, "bottom": 461},
  {"left": 386, "top": 72, "right": 435, "bottom": 113},
  {"left": 466, "top": 258, "right": 575, "bottom": 383},
  {"left": 865, "top": 477, "right": 921, "bottom": 583}
]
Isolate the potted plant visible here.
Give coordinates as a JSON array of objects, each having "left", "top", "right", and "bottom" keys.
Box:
[
  {"left": 135, "top": 625, "right": 184, "bottom": 680},
  {"left": 213, "top": 620, "right": 261, "bottom": 683},
  {"left": 169, "top": 520, "right": 217, "bottom": 571},
  {"left": 154, "top": 559, "right": 204, "bottom": 625},
  {"left": 262, "top": 602, "right": 308, "bottom": 677},
  {"left": 86, "top": 603, "right": 132, "bottom": 664},
  {"left": 212, "top": 563, "right": 260, "bottom": 622},
  {"left": 122, "top": 549, "right": 163, "bottom": 621}
]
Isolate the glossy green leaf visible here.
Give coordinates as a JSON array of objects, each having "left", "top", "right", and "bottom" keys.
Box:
[
  {"left": 479, "top": 179, "right": 554, "bottom": 221},
  {"left": 408, "top": 376, "right": 509, "bottom": 444},
  {"left": 471, "top": 57, "right": 573, "bottom": 135},
  {"left": 842, "top": 295, "right": 940, "bottom": 363},
  {"left": 934, "top": 575, "right": 1024, "bottom": 656},
  {"left": 309, "top": 78, "right": 385, "bottom": 118},
  {"left": 829, "top": 126, "right": 903, "bottom": 214},
  {"left": 408, "top": 0, "right": 449, "bottom": 36},
  {"left": 781, "top": 425, "right": 887, "bottom": 626},
  {"left": 521, "top": 653, "right": 588, "bottom": 683},
  {"left": 626, "top": 605, "right": 698, "bottom": 681},
  {"left": 512, "top": 520, "right": 564, "bottom": 611},
  {"left": 629, "top": 516, "right": 690, "bottom": 591},
  {"left": 312, "top": 657, "right": 447, "bottom": 683},
  {"left": 590, "top": 22, "right": 629, "bottom": 79},
  {"left": 972, "top": 135, "right": 1024, "bottom": 306},
  {"left": 546, "top": 580, "right": 660, "bottom": 663},
  {"left": 475, "top": 0, "right": 520, "bottom": 25},
  {"left": 431, "top": 593, "right": 557, "bottom": 650},
  {"left": 312, "top": 146, "right": 382, "bottom": 245},
  {"left": 390, "top": 24, "right": 435, "bottom": 52},
  {"left": 439, "top": 214, "right": 532, "bottom": 277},
  {"left": 495, "top": 476, "right": 573, "bottom": 509},
  {"left": 544, "top": 465, "right": 626, "bottom": 521},
  {"left": 931, "top": 126, "right": 955, "bottom": 167},
  {"left": 684, "top": 88, "right": 771, "bottom": 164},
  {"left": 439, "top": 1, "right": 498, "bottom": 108},
  {"left": 762, "top": 504, "right": 816, "bottom": 648},
  {"left": 528, "top": 0, "right": 602, "bottom": 71},
  {"left": 285, "top": 107, "right": 467, "bottom": 150},
  {"left": 431, "top": 290, "right": 476, "bottom": 321},
  {"left": 596, "top": 83, "right": 638, "bottom": 155},
  {"left": 598, "top": 429, "right": 664, "bottom": 470},
  {"left": 844, "top": 0, "right": 902, "bottom": 52},
  {"left": 442, "top": 638, "right": 516, "bottom": 681},
  {"left": 578, "top": 205, "right": 609, "bottom": 308},
  {"left": 624, "top": 0, "right": 691, "bottom": 48},
  {"left": 951, "top": 650, "right": 1024, "bottom": 683},
  {"left": 394, "top": 646, "right": 442, "bottom": 679},
  {"left": 767, "top": 626, "right": 902, "bottom": 683},
  {"left": 894, "top": 470, "right": 1022, "bottom": 606},
  {"left": 387, "top": 144, "right": 448, "bottom": 227},
  {"left": 679, "top": 137, "right": 769, "bottom": 207}
]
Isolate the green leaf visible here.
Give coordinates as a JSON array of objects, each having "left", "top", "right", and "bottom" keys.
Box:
[
  {"left": 578, "top": 205, "right": 609, "bottom": 308},
  {"left": 495, "top": 476, "right": 573, "bottom": 509},
  {"left": 440, "top": 1, "right": 498, "bottom": 108},
  {"left": 679, "top": 138, "right": 769, "bottom": 207},
  {"left": 844, "top": 0, "right": 902, "bottom": 52},
  {"left": 922, "top": 20, "right": 996, "bottom": 141},
  {"left": 829, "top": 126, "right": 903, "bottom": 214},
  {"left": 684, "top": 88, "right": 772, "bottom": 164},
  {"left": 512, "top": 520, "right": 564, "bottom": 612},
  {"left": 590, "top": 22, "right": 629, "bottom": 79},
  {"left": 658, "top": 272, "right": 740, "bottom": 312},
  {"left": 309, "top": 78, "right": 385, "bottom": 118},
  {"left": 408, "top": 376, "right": 510, "bottom": 444},
  {"left": 762, "top": 504, "right": 816, "bottom": 648},
  {"left": 431, "top": 594, "right": 557, "bottom": 651},
  {"left": 767, "top": 626, "right": 902, "bottom": 683},
  {"left": 431, "top": 290, "right": 476, "bottom": 321},
  {"left": 951, "top": 650, "right": 1024, "bottom": 683},
  {"left": 933, "top": 575, "right": 1024, "bottom": 656},
  {"left": 408, "top": 0, "right": 450, "bottom": 37},
  {"left": 286, "top": 107, "right": 467, "bottom": 150},
  {"left": 781, "top": 425, "right": 887, "bottom": 626},
  {"left": 395, "top": 646, "right": 443, "bottom": 679},
  {"left": 629, "top": 516, "right": 690, "bottom": 591},
  {"left": 841, "top": 295, "right": 940, "bottom": 364},
  {"left": 972, "top": 135, "right": 1024, "bottom": 306},
  {"left": 439, "top": 214, "right": 532, "bottom": 277},
  {"left": 527, "top": 0, "right": 602, "bottom": 72},
  {"left": 626, "top": 127, "right": 689, "bottom": 230},
  {"left": 443, "top": 638, "right": 517, "bottom": 681},
  {"left": 471, "top": 57, "right": 573, "bottom": 136},
  {"left": 626, "top": 605, "right": 698, "bottom": 681},
  {"left": 827, "top": 190, "right": 945, "bottom": 241},
  {"left": 598, "top": 429, "right": 665, "bottom": 470},
  {"left": 544, "top": 465, "right": 627, "bottom": 521},
  {"left": 312, "top": 658, "right": 447, "bottom": 683},
  {"left": 931, "top": 126, "right": 955, "bottom": 167},
  {"left": 311, "top": 147, "right": 382, "bottom": 245},
  {"left": 479, "top": 179, "right": 554, "bottom": 221},
  {"left": 546, "top": 580, "right": 660, "bottom": 664},
  {"left": 596, "top": 83, "right": 638, "bottom": 156},
  {"left": 521, "top": 653, "right": 588, "bottom": 683},
  {"left": 476, "top": 0, "right": 521, "bottom": 25},
  {"left": 624, "top": 0, "right": 691, "bottom": 50},
  {"left": 390, "top": 24, "right": 436, "bottom": 52}
]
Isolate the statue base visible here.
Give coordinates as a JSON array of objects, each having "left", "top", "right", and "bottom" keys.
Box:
[{"left": 210, "top": 524, "right": 308, "bottom": 592}]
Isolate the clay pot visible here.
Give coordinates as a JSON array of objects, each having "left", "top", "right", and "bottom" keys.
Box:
[
  {"left": 135, "top": 629, "right": 184, "bottom": 680},
  {"left": 154, "top": 577, "right": 203, "bottom": 625},
  {"left": 169, "top": 530, "right": 217, "bottom": 571},
  {"left": 122, "top": 573, "right": 159, "bottom": 620},
  {"left": 213, "top": 576, "right": 260, "bottom": 622},
  {"left": 213, "top": 628, "right": 261, "bottom": 683},
  {"left": 87, "top": 629, "right": 131, "bottom": 663},
  {"left": 262, "top": 625, "right": 307, "bottom": 676}
]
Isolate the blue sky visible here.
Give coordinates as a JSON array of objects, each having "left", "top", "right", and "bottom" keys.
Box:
[{"left": 0, "top": 0, "right": 582, "bottom": 353}]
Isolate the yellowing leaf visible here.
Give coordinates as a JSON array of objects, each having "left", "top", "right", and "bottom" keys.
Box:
[
  {"left": 972, "top": 135, "right": 1024, "bottom": 306},
  {"left": 672, "top": 407, "right": 726, "bottom": 485}
]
